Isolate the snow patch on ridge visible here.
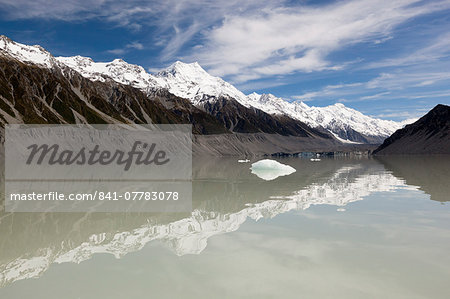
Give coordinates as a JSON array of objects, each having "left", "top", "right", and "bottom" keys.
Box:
[
  {"left": 246, "top": 92, "right": 415, "bottom": 141},
  {"left": 154, "top": 61, "right": 251, "bottom": 106},
  {"left": 55, "top": 56, "right": 164, "bottom": 89},
  {"left": 0, "top": 35, "right": 55, "bottom": 68}
]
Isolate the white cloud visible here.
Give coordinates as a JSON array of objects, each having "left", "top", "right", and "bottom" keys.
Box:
[
  {"left": 127, "top": 42, "right": 143, "bottom": 50},
  {"left": 106, "top": 41, "right": 144, "bottom": 55},
  {"left": 0, "top": 0, "right": 276, "bottom": 62},
  {"left": 289, "top": 68, "right": 450, "bottom": 105},
  {"left": 191, "top": 0, "right": 450, "bottom": 81},
  {"left": 106, "top": 48, "right": 126, "bottom": 55},
  {"left": 0, "top": 0, "right": 107, "bottom": 20},
  {"left": 292, "top": 83, "right": 364, "bottom": 101},
  {"left": 359, "top": 92, "right": 392, "bottom": 101},
  {"left": 160, "top": 23, "right": 200, "bottom": 61},
  {"left": 374, "top": 111, "right": 423, "bottom": 119},
  {"left": 366, "top": 71, "right": 450, "bottom": 89},
  {"left": 2, "top": 0, "right": 450, "bottom": 84}
]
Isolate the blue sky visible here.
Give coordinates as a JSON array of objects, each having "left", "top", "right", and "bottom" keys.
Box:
[{"left": 1, "top": 0, "right": 450, "bottom": 121}]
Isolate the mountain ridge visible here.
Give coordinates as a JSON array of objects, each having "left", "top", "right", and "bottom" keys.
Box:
[
  {"left": 0, "top": 36, "right": 411, "bottom": 143},
  {"left": 373, "top": 104, "right": 450, "bottom": 154},
  {"left": 0, "top": 35, "right": 416, "bottom": 145},
  {"left": 1, "top": 35, "right": 346, "bottom": 155},
  {"left": 246, "top": 92, "right": 416, "bottom": 143}
]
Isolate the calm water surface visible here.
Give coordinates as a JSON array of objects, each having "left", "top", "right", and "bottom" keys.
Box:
[{"left": 0, "top": 156, "right": 449, "bottom": 298}]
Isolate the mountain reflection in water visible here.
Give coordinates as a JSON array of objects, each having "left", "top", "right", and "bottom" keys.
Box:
[{"left": 0, "top": 156, "right": 449, "bottom": 289}]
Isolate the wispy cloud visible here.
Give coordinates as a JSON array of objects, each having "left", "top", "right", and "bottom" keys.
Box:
[
  {"left": 3, "top": 1, "right": 449, "bottom": 80},
  {"left": 191, "top": 0, "right": 450, "bottom": 82},
  {"left": 290, "top": 68, "right": 450, "bottom": 106},
  {"left": 359, "top": 92, "right": 392, "bottom": 101},
  {"left": 366, "top": 70, "right": 450, "bottom": 89},
  {"left": 160, "top": 23, "right": 200, "bottom": 61},
  {"left": 0, "top": 0, "right": 276, "bottom": 62},
  {"left": 0, "top": 0, "right": 107, "bottom": 20},
  {"left": 366, "top": 32, "right": 450, "bottom": 69},
  {"left": 292, "top": 83, "right": 364, "bottom": 101},
  {"left": 373, "top": 111, "right": 422, "bottom": 119},
  {"left": 106, "top": 41, "right": 144, "bottom": 55}
]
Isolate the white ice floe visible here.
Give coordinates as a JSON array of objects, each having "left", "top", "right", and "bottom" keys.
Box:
[{"left": 250, "top": 159, "right": 296, "bottom": 181}]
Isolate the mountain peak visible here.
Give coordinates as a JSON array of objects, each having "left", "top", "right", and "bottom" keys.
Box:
[
  {"left": 57, "top": 55, "right": 94, "bottom": 67},
  {"left": 159, "top": 61, "right": 208, "bottom": 78},
  {"left": 0, "top": 36, "right": 54, "bottom": 68},
  {"left": 332, "top": 103, "right": 346, "bottom": 108},
  {"left": 155, "top": 60, "right": 249, "bottom": 106},
  {"left": 111, "top": 58, "right": 126, "bottom": 64},
  {"left": 433, "top": 104, "right": 449, "bottom": 111},
  {"left": 0, "top": 35, "right": 12, "bottom": 43},
  {"left": 0, "top": 35, "right": 415, "bottom": 144},
  {"left": 244, "top": 92, "right": 413, "bottom": 142},
  {"left": 56, "top": 55, "right": 159, "bottom": 88}
]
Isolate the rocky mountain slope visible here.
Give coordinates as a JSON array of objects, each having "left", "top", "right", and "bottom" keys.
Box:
[
  {"left": 0, "top": 35, "right": 418, "bottom": 150},
  {"left": 0, "top": 54, "right": 229, "bottom": 134},
  {"left": 247, "top": 93, "right": 414, "bottom": 143},
  {"left": 373, "top": 104, "right": 450, "bottom": 154},
  {"left": 151, "top": 63, "right": 413, "bottom": 143},
  {"left": 0, "top": 35, "right": 343, "bottom": 154},
  {"left": 48, "top": 37, "right": 410, "bottom": 143}
]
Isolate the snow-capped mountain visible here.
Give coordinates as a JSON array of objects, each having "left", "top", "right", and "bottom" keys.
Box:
[
  {"left": 55, "top": 54, "right": 411, "bottom": 143},
  {"left": 154, "top": 61, "right": 252, "bottom": 106},
  {"left": 0, "top": 35, "right": 232, "bottom": 135},
  {"left": 55, "top": 56, "right": 251, "bottom": 106},
  {"left": 0, "top": 35, "right": 55, "bottom": 68},
  {"left": 247, "top": 93, "right": 415, "bottom": 143},
  {"left": 0, "top": 35, "right": 412, "bottom": 143},
  {"left": 56, "top": 55, "right": 163, "bottom": 90}
]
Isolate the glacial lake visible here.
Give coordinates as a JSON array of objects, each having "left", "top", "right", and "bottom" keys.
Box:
[{"left": 0, "top": 156, "right": 449, "bottom": 298}]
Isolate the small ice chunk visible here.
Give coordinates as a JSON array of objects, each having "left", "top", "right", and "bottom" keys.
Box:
[
  {"left": 250, "top": 159, "right": 296, "bottom": 181},
  {"left": 310, "top": 158, "right": 321, "bottom": 162},
  {"left": 238, "top": 159, "right": 250, "bottom": 163},
  {"left": 337, "top": 208, "right": 346, "bottom": 212}
]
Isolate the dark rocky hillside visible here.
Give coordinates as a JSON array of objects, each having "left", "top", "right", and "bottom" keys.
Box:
[
  {"left": 0, "top": 57, "right": 229, "bottom": 135},
  {"left": 373, "top": 104, "right": 450, "bottom": 155},
  {"left": 0, "top": 52, "right": 343, "bottom": 155},
  {"left": 201, "top": 97, "right": 333, "bottom": 138}
]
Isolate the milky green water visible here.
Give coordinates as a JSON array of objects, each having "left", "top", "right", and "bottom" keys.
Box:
[{"left": 0, "top": 156, "right": 449, "bottom": 298}]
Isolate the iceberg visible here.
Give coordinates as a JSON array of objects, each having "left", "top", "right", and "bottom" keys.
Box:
[{"left": 250, "top": 159, "right": 296, "bottom": 181}]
